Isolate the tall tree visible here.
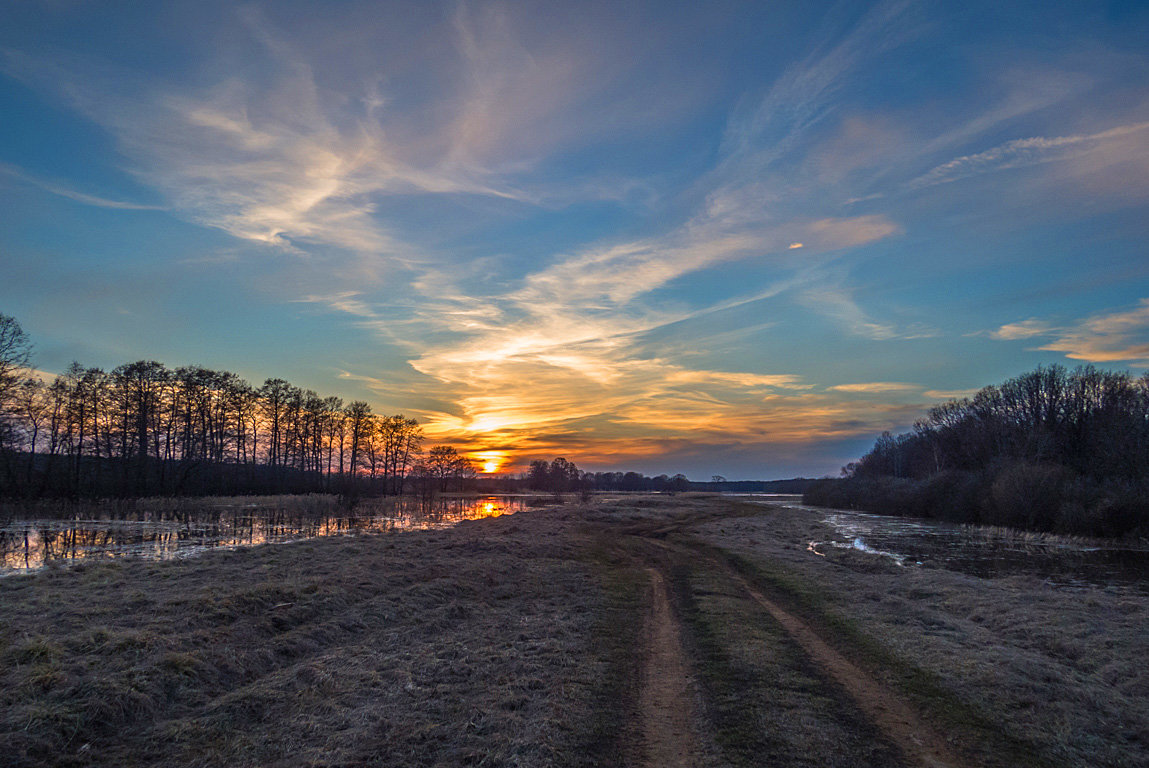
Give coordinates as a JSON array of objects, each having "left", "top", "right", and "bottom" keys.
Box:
[
  {"left": 0, "top": 314, "right": 31, "bottom": 410},
  {"left": 111, "top": 361, "right": 169, "bottom": 495},
  {"left": 344, "top": 401, "right": 373, "bottom": 480}
]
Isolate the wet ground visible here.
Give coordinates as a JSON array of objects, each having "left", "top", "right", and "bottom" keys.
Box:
[
  {"left": 785, "top": 500, "right": 1149, "bottom": 595},
  {"left": 0, "top": 495, "right": 534, "bottom": 573}
]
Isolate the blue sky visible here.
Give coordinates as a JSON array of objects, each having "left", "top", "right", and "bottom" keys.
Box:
[{"left": 2, "top": 0, "right": 1148, "bottom": 478}]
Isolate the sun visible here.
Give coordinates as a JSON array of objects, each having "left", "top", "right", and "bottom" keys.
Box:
[{"left": 472, "top": 450, "right": 508, "bottom": 474}]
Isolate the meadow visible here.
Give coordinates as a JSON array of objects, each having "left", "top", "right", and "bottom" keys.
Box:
[{"left": 2, "top": 495, "right": 1145, "bottom": 767}]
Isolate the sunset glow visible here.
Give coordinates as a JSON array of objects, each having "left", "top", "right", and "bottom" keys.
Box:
[
  {"left": 470, "top": 451, "right": 509, "bottom": 475},
  {"left": 2, "top": 2, "right": 1147, "bottom": 478}
]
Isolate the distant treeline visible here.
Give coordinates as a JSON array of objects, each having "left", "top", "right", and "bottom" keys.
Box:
[
  {"left": 805, "top": 365, "right": 1149, "bottom": 537},
  {"left": 521, "top": 460, "right": 814, "bottom": 494},
  {"left": 0, "top": 314, "right": 478, "bottom": 498},
  {"left": 692, "top": 478, "right": 816, "bottom": 493},
  {"left": 0, "top": 313, "right": 798, "bottom": 501}
]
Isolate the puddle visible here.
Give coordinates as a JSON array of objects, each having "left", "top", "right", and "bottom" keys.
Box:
[
  {"left": 0, "top": 496, "right": 536, "bottom": 574},
  {"left": 807, "top": 537, "right": 910, "bottom": 566},
  {"left": 786, "top": 502, "right": 1149, "bottom": 594}
]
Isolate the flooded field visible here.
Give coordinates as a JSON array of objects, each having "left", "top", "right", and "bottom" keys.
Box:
[
  {"left": 790, "top": 501, "right": 1149, "bottom": 594},
  {"left": 0, "top": 495, "right": 536, "bottom": 574}
]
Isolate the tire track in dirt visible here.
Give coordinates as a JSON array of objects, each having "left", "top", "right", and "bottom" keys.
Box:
[
  {"left": 639, "top": 567, "right": 705, "bottom": 768},
  {"left": 618, "top": 507, "right": 973, "bottom": 768},
  {"left": 724, "top": 568, "right": 968, "bottom": 768},
  {"left": 639, "top": 520, "right": 970, "bottom": 768}
]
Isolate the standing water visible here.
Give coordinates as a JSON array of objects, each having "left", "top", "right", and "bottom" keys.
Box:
[
  {"left": 0, "top": 495, "right": 538, "bottom": 574},
  {"left": 731, "top": 495, "right": 1149, "bottom": 595}
]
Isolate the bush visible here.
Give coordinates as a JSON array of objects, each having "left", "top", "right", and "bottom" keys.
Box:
[
  {"left": 1087, "top": 482, "right": 1149, "bottom": 538},
  {"left": 804, "top": 476, "right": 924, "bottom": 517},
  {"left": 988, "top": 462, "right": 1075, "bottom": 531},
  {"left": 803, "top": 479, "right": 854, "bottom": 509},
  {"left": 919, "top": 470, "right": 985, "bottom": 524}
]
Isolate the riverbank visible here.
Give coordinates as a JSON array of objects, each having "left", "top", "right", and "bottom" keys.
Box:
[
  {"left": 3, "top": 496, "right": 1145, "bottom": 767},
  {"left": 1, "top": 509, "right": 607, "bottom": 767},
  {"left": 804, "top": 470, "right": 1149, "bottom": 539},
  {"left": 691, "top": 500, "right": 1149, "bottom": 767}
]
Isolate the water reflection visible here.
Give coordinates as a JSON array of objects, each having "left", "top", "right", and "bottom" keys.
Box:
[
  {"left": 791, "top": 503, "right": 1149, "bottom": 595},
  {"left": 0, "top": 496, "right": 533, "bottom": 574}
]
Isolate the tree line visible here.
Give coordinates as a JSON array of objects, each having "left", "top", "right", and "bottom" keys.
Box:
[
  {"left": 805, "top": 365, "right": 1149, "bottom": 537},
  {"left": 0, "top": 314, "right": 477, "bottom": 498},
  {"left": 524, "top": 457, "right": 694, "bottom": 494}
]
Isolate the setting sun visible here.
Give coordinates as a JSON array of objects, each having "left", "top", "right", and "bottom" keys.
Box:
[{"left": 471, "top": 451, "right": 508, "bottom": 474}]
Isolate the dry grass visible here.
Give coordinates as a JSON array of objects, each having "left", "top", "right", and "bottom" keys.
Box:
[
  {"left": 0, "top": 510, "right": 607, "bottom": 768},
  {"left": 6, "top": 493, "right": 1144, "bottom": 767},
  {"left": 694, "top": 504, "right": 1149, "bottom": 768},
  {"left": 665, "top": 555, "right": 905, "bottom": 767}
]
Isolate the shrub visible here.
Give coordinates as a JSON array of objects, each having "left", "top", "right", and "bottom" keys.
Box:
[
  {"left": 1088, "top": 482, "right": 1149, "bottom": 538},
  {"left": 988, "top": 462, "right": 1075, "bottom": 531},
  {"left": 919, "top": 470, "right": 984, "bottom": 524}
]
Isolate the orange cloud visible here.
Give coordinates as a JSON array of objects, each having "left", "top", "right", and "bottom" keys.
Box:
[
  {"left": 991, "top": 299, "right": 1149, "bottom": 364},
  {"left": 1038, "top": 300, "right": 1149, "bottom": 363},
  {"left": 829, "top": 382, "right": 920, "bottom": 393}
]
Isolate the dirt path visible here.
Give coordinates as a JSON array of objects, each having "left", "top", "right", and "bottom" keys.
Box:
[
  {"left": 726, "top": 568, "right": 967, "bottom": 768},
  {"left": 629, "top": 516, "right": 972, "bottom": 768},
  {"left": 638, "top": 567, "right": 704, "bottom": 768}
]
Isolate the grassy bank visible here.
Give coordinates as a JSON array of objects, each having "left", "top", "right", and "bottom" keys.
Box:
[
  {"left": 694, "top": 504, "right": 1149, "bottom": 768},
  {"left": 1, "top": 510, "right": 608, "bottom": 768}
]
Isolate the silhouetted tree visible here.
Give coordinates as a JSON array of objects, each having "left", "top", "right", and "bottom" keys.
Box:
[
  {"left": 0, "top": 314, "right": 433, "bottom": 499},
  {"left": 0, "top": 314, "right": 31, "bottom": 410},
  {"left": 425, "top": 445, "right": 476, "bottom": 492},
  {"left": 809, "top": 365, "right": 1149, "bottom": 536},
  {"left": 111, "top": 361, "right": 168, "bottom": 494},
  {"left": 344, "top": 401, "right": 372, "bottom": 482}
]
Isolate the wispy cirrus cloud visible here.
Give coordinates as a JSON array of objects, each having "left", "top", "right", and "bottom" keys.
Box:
[
  {"left": 1, "top": 9, "right": 521, "bottom": 264},
  {"left": 796, "top": 281, "right": 934, "bottom": 341},
  {"left": 910, "top": 121, "right": 1149, "bottom": 189},
  {"left": 719, "top": 0, "right": 923, "bottom": 169},
  {"left": 829, "top": 382, "right": 920, "bottom": 393},
  {"left": 506, "top": 212, "right": 899, "bottom": 309},
  {"left": 990, "top": 318, "right": 1056, "bottom": 340},
  {"left": 0, "top": 162, "right": 165, "bottom": 210},
  {"left": 923, "top": 388, "right": 982, "bottom": 400},
  {"left": 1038, "top": 299, "right": 1149, "bottom": 364}
]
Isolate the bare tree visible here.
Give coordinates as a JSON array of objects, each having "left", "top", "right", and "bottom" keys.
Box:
[
  {"left": 423, "top": 445, "right": 476, "bottom": 493},
  {"left": 344, "top": 401, "right": 373, "bottom": 479},
  {"left": 0, "top": 314, "right": 31, "bottom": 409},
  {"left": 0, "top": 314, "right": 439, "bottom": 499}
]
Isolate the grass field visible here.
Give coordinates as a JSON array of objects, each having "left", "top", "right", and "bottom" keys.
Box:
[{"left": 2, "top": 495, "right": 1145, "bottom": 767}]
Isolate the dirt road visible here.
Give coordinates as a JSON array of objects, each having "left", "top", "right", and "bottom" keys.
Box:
[
  {"left": 614, "top": 507, "right": 971, "bottom": 768},
  {"left": 638, "top": 568, "right": 705, "bottom": 768},
  {"left": 728, "top": 569, "right": 963, "bottom": 768}
]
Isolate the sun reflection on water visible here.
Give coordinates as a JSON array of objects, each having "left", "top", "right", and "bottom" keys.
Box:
[{"left": 0, "top": 495, "right": 533, "bottom": 574}]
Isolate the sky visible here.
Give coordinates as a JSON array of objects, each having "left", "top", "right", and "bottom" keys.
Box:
[{"left": 1, "top": 0, "right": 1148, "bottom": 479}]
